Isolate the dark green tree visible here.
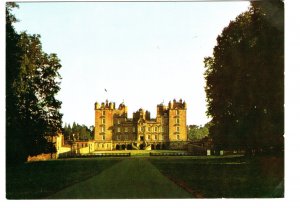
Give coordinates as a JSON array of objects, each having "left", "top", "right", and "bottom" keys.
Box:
[
  {"left": 63, "top": 123, "right": 93, "bottom": 141},
  {"left": 6, "top": 3, "right": 63, "bottom": 164},
  {"left": 89, "top": 125, "right": 95, "bottom": 140},
  {"left": 6, "top": 2, "right": 24, "bottom": 162},
  {"left": 63, "top": 123, "right": 72, "bottom": 141},
  {"left": 188, "top": 123, "right": 211, "bottom": 141},
  {"left": 204, "top": 1, "right": 284, "bottom": 154}
]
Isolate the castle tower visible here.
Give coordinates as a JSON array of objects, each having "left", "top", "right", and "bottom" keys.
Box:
[
  {"left": 94, "top": 100, "right": 118, "bottom": 142},
  {"left": 168, "top": 99, "right": 187, "bottom": 142}
]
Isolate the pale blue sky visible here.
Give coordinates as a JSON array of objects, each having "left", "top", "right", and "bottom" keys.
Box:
[{"left": 12, "top": 1, "right": 250, "bottom": 127}]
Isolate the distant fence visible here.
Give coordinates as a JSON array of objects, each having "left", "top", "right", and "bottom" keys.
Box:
[
  {"left": 93, "top": 153, "right": 131, "bottom": 157},
  {"left": 149, "top": 152, "right": 205, "bottom": 156},
  {"left": 58, "top": 152, "right": 131, "bottom": 159}
]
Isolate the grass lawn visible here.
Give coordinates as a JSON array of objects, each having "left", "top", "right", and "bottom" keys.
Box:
[
  {"left": 149, "top": 155, "right": 284, "bottom": 198},
  {"left": 6, "top": 155, "right": 284, "bottom": 199},
  {"left": 48, "top": 158, "right": 192, "bottom": 199},
  {"left": 6, "top": 158, "right": 122, "bottom": 199}
]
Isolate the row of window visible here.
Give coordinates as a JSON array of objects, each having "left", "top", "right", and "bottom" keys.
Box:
[
  {"left": 113, "top": 134, "right": 168, "bottom": 141},
  {"left": 97, "top": 143, "right": 109, "bottom": 148},
  {"left": 113, "top": 126, "right": 168, "bottom": 133},
  {"left": 100, "top": 118, "right": 180, "bottom": 125},
  {"left": 101, "top": 110, "right": 180, "bottom": 117},
  {"left": 100, "top": 133, "right": 180, "bottom": 141},
  {"left": 100, "top": 126, "right": 180, "bottom": 133},
  {"left": 138, "top": 126, "right": 166, "bottom": 132},
  {"left": 116, "top": 127, "right": 136, "bottom": 133},
  {"left": 147, "top": 135, "right": 167, "bottom": 140}
]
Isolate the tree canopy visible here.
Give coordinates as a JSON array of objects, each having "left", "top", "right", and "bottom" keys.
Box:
[
  {"left": 63, "top": 123, "right": 94, "bottom": 142},
  {"left": 6, "top": 3, "right": 63, "bottom": 164},
  {"left": 204, "top": 1, "right": 284, "bottom": 153},
  {"left": 188, "top": 123, "right": 211, "bottom": 141}
]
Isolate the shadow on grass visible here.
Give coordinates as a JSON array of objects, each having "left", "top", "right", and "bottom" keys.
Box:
[
  {"left": 6, "top": 158, "right": 122, "bottom": 199},
  {"left": 149, "top": 155, "right": 284, "bottom": 198}
]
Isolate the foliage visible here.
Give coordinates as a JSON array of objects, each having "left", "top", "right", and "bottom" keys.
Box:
[
  {"left": 204, "top": 1, "right": 284, "bottom": 152},
  {"left": 63, "top": 123, "right": 94, "bottom": 141},
  {"left": 6, "top": 3, "right": 63, "bottom": 164},
  {"left": 188, "top": 122, "right": 211, "bottom": 141}
]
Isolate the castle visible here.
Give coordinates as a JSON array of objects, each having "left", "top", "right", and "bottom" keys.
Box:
[{"left": 94, "top": 99, "right": 188, "bottom": 151}]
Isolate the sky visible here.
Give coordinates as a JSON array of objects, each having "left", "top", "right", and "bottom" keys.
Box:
[{"left": 11, "top": 1, "right": 250, "bottom": 127}]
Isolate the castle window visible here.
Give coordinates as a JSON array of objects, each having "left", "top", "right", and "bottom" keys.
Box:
[
  {"left": 117, "top": 127, "right": 121, "bottom": 132},
  {"left": 101, "top": 126, "right": 105, "bottom": 132},
  {"left": 102, "top": 118, "right": 105, "bottom": 124},
  {"left": 102, "top": 135, "right": 105, "bottom": 140},
  {"left": 102, "top": 111, "right": 105, "bottom": 116},
  {"left": 176, "top": 110, "right": 179, "bottom": 115},
  {"left": 177, "top": 135, "right": 180, "bottom": 140},
  {"left": 154, "top": 127, "right": 158, "bottom": 132},
  {"left": 133, "top": 127, "right": 136, "bottom": 132},
  {"left": 176, "top": 118, "right": 180, "bottom": 124},
  {"left": 125, "top": 127, "right": 128, "bottom": 132},
  {"left": 154, "top": 135, "right": 158, "bottom": 140},
  {"left": 148, "top": 127, "right": 151, "bottom": 132},
  {"left": 118, "top": 119, "right": 120, "bottom": 124},
  {"left": 176, "top": 127, "right": 180, "bottom": 132}
]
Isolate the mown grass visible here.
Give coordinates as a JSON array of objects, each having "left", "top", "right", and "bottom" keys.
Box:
[
  {"left": 48, "top": 158, "right": 192, "bottom": 199},
  {"left": 6, "top": 155, "right": 284, "bottom": 199},
  {"left": 149, "top": 155, "right": 284, "bottom": 198},
  {"left": 6, "top": 158, "right": 122, "bottom": 199}
]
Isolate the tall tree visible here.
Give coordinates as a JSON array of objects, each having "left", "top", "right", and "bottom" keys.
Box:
[
  {"left": 204, "top": 1, "right": 284, "bottom": 153},
  {"left": 6, "top": 3, "right": 63, "bottom": 164},
  {"left": 6, "top": 2, "right": 24, "bottom": 162}
]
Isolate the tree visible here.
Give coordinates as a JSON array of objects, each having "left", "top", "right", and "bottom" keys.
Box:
[
  {"left": 188, "top": 123, "right": 211, "bottom": 141},
  {"left": 204, "top": 1, "right": 284, "bottom": 154},
  {"left": 89, "top": 125, "right": 95, "bottom": 140},
  {"left": 63, "top": 123, "right": 93, "bottom": 141},
  {"left": 6, "top": 2, "right": 25, "bottom": 162},
  {"left": 63, "top": 123, "right": 73, "bottom": 141},
  {"left": 6, "top": 3, "right": 63, "bottom": 164}
]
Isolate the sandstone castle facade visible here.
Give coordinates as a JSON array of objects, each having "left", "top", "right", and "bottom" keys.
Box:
[{"left": 94, "top": 99, "right": 187, "bottom": 151}]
